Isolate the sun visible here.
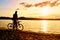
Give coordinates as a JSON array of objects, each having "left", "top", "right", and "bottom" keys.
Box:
[{"left": 40, "top": 6, "right": 51, "bottom": 16}]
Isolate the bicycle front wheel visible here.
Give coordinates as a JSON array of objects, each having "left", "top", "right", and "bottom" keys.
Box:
[
  {"left": 7, "top": 23, "right": 13, "bottom": 30},
  {"left": 18, "top": 24, "right": 24, "bottom": 30}
]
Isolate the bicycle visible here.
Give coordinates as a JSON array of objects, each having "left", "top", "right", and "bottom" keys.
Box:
[{"left": 7, "top": 21, "right": 24, "bottom": 30}]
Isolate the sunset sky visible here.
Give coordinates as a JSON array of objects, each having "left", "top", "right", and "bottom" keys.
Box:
[{"left": 0, "top": 0, "right": 60, "bottom": 18}]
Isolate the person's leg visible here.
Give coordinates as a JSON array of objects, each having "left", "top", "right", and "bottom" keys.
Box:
[
  {"left": 16, "top": 20, "right": 18, "bottom": 30},
  {"left": 16, "top": 23, "right": 18, "bottom": 30},
  {"left": 13, "top": 25, "right": 14, "bottom": 29},
  {"left": 13, "top": 22, "right": 15, "bottom": 30}
]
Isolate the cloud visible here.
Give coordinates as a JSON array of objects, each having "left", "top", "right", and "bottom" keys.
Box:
[
  {"left": 34, "top": 1, "right": 50, "bottom": 7},
  {"left": 34, "top": 0, "right": 60, "bottom": 7},
  {"left": 19, "top": 0, "right": 60, "bottom": 8},
  {"left": 20, "top": 2, "right": 32, "bottom": 7},
  {"left": 20, "top": 2, "right": 25, "bottom": 4}
]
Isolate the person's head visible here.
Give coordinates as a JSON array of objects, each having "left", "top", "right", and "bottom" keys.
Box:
[{"left": 15, "top": 11, "right": 17, "bottom": 14}]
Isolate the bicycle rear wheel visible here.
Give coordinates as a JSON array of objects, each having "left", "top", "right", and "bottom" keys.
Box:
[
  {"left": 7, "top": 23, "right": 13, "bottom": 30},
  {"left": 18, "top": 24, "right": 24, "bottom": 30}
]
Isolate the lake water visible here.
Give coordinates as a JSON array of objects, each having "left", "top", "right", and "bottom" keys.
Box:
[{"left": 0, "top": 20, "right": 60, "bottom": 34}]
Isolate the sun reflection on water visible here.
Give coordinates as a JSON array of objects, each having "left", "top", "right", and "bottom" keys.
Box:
[{"left": 42, "top": 20, "right": 47, "bottom": 32}]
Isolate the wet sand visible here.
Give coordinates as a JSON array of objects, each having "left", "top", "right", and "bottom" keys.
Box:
[{"left": 0, "top": 29, "right": 60, "bottom": 40}]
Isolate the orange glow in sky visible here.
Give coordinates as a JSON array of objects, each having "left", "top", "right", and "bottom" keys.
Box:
[{"left": 0, "top": 0, "right": 60, "bottom": 17}]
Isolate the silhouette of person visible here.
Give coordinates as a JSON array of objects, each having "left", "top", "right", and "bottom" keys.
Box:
[{"left": 13, "top": 11, "right": 18, "bottom": 30}]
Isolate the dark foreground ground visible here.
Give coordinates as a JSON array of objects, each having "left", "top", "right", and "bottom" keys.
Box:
[{"left": 0, "top": 30, "right": 60, "bottom": 40}]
